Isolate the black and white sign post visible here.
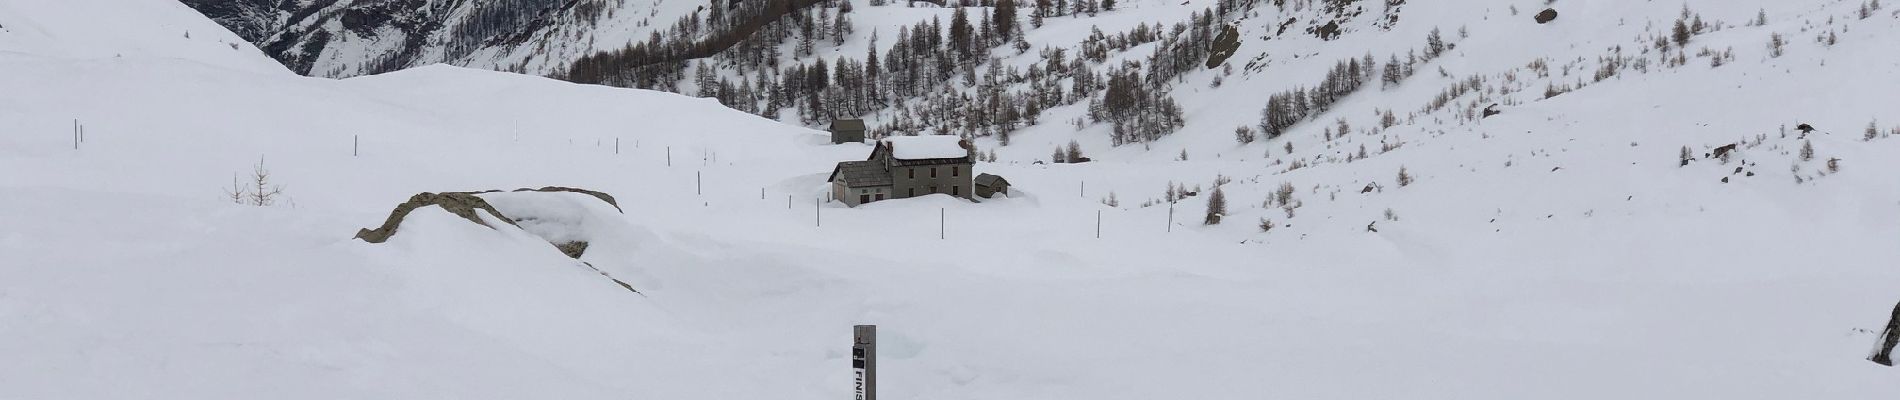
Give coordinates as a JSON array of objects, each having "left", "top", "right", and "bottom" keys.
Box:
[{"left": 852, "top": 325, "right": 877, "bottom": 400}]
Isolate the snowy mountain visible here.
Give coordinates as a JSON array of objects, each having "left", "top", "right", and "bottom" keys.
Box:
[
  {"left": 5, "top": 0, "right": 1900, "bottom": 398},
  {"left": 180, "top": 0, "right": 699, "bottom": 77}
]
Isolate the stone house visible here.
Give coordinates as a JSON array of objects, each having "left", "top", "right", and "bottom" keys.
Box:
[{"left": 827, "top": 136, "right": 974, "bottom": 207}]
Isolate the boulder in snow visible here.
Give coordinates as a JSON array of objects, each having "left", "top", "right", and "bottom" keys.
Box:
[
  {"left": 354, "top": 187, "right": 624, "bottom": 253},
  {"left": 354, "top": 188, "right": 640, "bottom": 293},
  {"left": 1535, "top": 9, "right": 1559, "bottom": 24}
]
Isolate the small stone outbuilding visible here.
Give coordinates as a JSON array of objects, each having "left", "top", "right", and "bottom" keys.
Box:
[
  {"left": 974, "top": 173, "right": 1010, "bottom": 198},
  {"left": 830, "top": 119, "right": 866, "bottom": 144}
]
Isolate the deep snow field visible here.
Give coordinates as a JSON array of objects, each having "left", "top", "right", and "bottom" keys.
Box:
[{"left": 3, "top": 0, "right": 1900, "bottom": 398}]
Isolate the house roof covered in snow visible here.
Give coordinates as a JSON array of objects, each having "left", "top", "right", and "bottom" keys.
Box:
[
  {"left": 829, "top": 160, "right": 892, "bottom": 187},
  {"left": 883, "top": 135, "right": 970, "bottom": 160},
  {"left": 975, "top": 173, "right": 1009, "bottom": 187}
]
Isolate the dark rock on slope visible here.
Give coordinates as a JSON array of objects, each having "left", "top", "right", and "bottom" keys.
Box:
[{"left": 1535, "top": 8, "right": 1559, "bottom": 24}]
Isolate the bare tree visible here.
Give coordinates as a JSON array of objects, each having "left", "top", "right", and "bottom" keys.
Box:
[
  {"left": 1272, "top": 182, "right": 1296, "bottom": 207},
  {"left": 224, "top": 174, "right": 246, "bottom": 204},
  {"left": 224, "top": 156, "right": 286, "bottom": 207}
]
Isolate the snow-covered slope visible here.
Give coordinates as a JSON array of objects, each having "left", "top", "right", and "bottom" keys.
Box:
[
  {"left": 0, "top": 0, "right": 286, "bottom": 73},
  {"left": 4, "top": 0, "right": 1900, "bottom": 398}
]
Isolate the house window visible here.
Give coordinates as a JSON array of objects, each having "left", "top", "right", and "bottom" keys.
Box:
[
  {"left": 931, "top": 168, "right": 938, "bottom": 178},
  {"left": 952, "top": 166, "right": 959, "bottom": 177},
  {"left": 952, "top": 186, "right": 960, "bottom": 196},
  {"left": 875, "top": 193, "right": 886, "bottom": 201},
  {"left": 908, "top": 169, "right": 915, "bottom": 179},
  {"left": 860, "top": 194, "right": 870, "bottom": 203}
]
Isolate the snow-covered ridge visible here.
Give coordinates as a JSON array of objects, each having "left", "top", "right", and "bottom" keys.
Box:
[{"left": 0, "top": 0, "right": 286, "bottom": 73}]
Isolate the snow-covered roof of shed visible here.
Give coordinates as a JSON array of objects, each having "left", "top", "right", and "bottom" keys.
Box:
[{"left": 884, "top": 135, "right": 969, "bottom": 160}]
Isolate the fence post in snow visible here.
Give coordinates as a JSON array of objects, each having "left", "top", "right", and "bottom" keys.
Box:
[
  {"left": 354, "top": 135, "right": 359, "bottom": 157},
  {"left": 667, "top": 146, "right": 672, "bottom": 166},
  {"left": 1096, "top": 210, "right": 1102, "bottom": 239},
  {"left": 816, "top": 197, "right": 822, "bottom": 227},
  {"left": 72, "top": 119, "right": 78, "bottom": 150},
  {"left": 1080, "top": 181, "right": 1085, "bottom": 198},
  {"left": 939, "top": 208, "right": 945, "bottom": 240},
  {"left": 615, "top": 138, "right": 620, "bottom": 154},
  {"left": 697, "top": 171, "right": 702, "bottom": 196}
]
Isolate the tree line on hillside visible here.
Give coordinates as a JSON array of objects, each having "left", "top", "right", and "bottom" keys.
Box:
[
  {"left": 1257, "top": 27, "right": 1443, "bottom": 141},
  {"left": 573, "top": 0, "right": 1431, "bottom": 151},
  {"left": 563, "top": 0, "right": 1241, "bottom": 146}
]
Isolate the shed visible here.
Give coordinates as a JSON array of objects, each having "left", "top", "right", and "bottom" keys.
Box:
[
  {"left": 974, "top": 173, "right": 1010, "bottom": 198},
  {"left": 830, "top": 119, "right": 866, "bottom": 144}
]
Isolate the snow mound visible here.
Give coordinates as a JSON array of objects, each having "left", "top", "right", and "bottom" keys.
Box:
[{"left": 478, "top": 190, "right": 631, "bottom": 257}]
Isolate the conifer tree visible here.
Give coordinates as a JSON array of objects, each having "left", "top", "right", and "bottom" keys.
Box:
[
  {"left": 950, "top": 7, "right": 973, "bottom": 56},
  {"left": 995, "top": 0, "right": 1019, "bottom": 40},
  {"left": 1203, "top": 185, "right": 1226, "bottom": 225}
]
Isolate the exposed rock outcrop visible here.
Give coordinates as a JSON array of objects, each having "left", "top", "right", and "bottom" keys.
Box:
[
  {"left": 355, "top": 187, "right": 624, "bottom": 246},
  {"left": 354, "top": 192, "right": 516, "bottom": 244},
  {"left": 1206, "top": 25, "right": 1242, "bottom": 69},
  {"left": 354, "top": 187, "right": 640, "bottom": 294},
  {"left": 514, "top": 186, "right": 623, "bottom": 213},
  {"left": 1872, "top": 301, "right": 1900, "bottom": 366},
  {"left": 555, "top": 241, "right": 590, "bottom": 259}
]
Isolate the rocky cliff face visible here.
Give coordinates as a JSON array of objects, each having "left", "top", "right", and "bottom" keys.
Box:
[
  {"left": 178, "top": 0, "right": 292, "bottom": 43},
  {"left": 182, "top": 0, "right": 626, "bottom": 77}
]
